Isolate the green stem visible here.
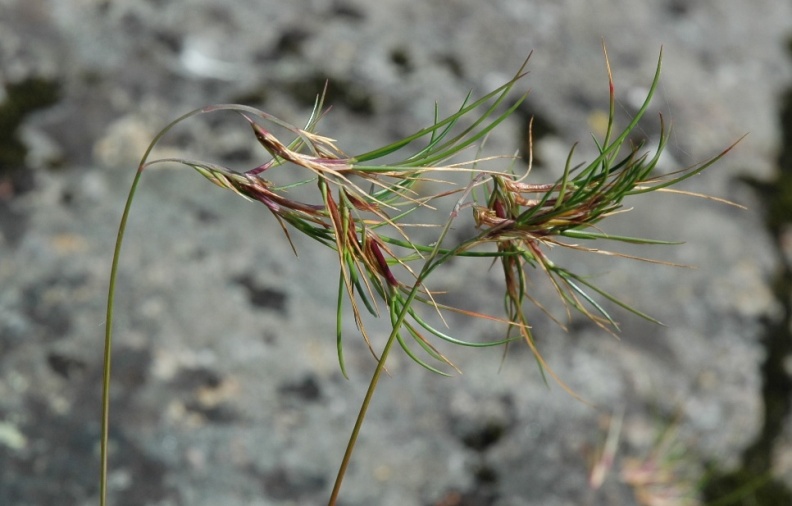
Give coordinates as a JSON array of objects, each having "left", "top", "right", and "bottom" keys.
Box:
[
  {"left": 327, "top": 289, "right": 402, "bottom": 506},
  {"left": 327, "top": 182, "right": 469, "bottom": 504},
  {"left": 100, "top": 166, "right": 144, "bottom": 506},
  {"left": 100, "top": 106, "right": 206, "bottom": 506}
]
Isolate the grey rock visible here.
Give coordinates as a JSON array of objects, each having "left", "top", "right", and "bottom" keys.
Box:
[{"left": 1, "top": 0, "right": 791, "bottom": 504}]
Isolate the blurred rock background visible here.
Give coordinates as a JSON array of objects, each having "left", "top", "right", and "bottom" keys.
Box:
[{"left": 1, "top": 0, "right": 792, "bottom": 505}]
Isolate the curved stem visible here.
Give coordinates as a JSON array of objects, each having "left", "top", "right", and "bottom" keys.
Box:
[
  {"left": 100, "top": 106, "right": 207, "bottom": 506},
  {"left": 100, "top": 166, "right": 143, "bottom": 506},
  {"left": 100, "top": 101, "right": 330, "bottom": 505}
]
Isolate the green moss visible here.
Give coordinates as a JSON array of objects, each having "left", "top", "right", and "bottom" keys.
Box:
[
  {"left": 765, "top": 85, "right": 792, "bottom": 232},
  {"left": 280, "top": 73, "right": 374, "bottom": 115},
  {"left": 0, "top": 77, "right": 60, "bottom": 169},
  {"left": 702, "top": 468, "right": 792, "bottom": 505}
]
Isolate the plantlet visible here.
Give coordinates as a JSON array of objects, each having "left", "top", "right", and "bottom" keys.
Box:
[{"left": 101, "top": 48, "right": 740, "bottom": 505}]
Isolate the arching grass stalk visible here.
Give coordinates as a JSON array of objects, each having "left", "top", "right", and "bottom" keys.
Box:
[
  {"left": 102, "top": 48, "right": 741, "bottom": 505},
  {"left": 101, "top": 107, "right": 209, "bottom": 506}
]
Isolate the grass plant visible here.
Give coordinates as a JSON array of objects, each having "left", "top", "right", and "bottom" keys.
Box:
[{"left": 101, "top": 48, "right": 740, "bottom": 505}]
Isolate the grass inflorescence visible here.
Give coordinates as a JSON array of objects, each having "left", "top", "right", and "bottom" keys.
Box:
[{"left": 101, "top": 48, "right": 741, "bottom": 505}]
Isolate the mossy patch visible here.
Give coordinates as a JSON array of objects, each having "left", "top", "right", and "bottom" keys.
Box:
[{"left": 0, "top": 77, "right": 60, "bottom": 171}]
